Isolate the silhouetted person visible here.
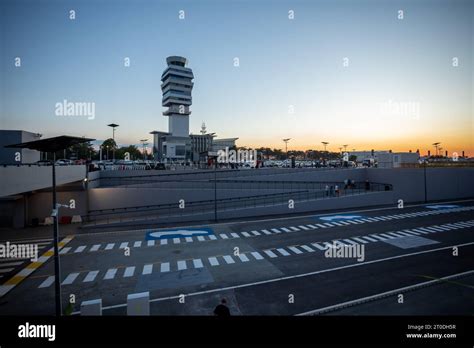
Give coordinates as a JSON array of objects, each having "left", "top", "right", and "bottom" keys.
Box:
[{"left": 213, "top": 298, "right": 231, "bottom": 316}]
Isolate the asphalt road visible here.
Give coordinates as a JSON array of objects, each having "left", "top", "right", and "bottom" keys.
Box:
[{"left": 1, "top": 200, "right": 473, "bottom": 316}]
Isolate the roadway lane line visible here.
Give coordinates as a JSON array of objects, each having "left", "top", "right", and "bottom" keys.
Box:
[
  {"left": 38, "top": 276, "right": 55, "bottom": 288},
  {"left": 80, "top": 242, "right": 474, "bottom": 314}
]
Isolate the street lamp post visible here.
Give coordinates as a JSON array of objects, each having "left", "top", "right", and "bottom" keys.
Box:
[
  {"left": 140, "top": 139, "right": 148, "bottom": 160},
  {"left": 107, "top": 124, "right": 119, "bottom": 161},
  {"left": 283, "top": 138, "right": 291, "bottom": 162}
]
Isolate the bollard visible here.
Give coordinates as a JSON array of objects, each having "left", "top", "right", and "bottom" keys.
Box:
[
  {"left": 127, "top": 291, "right": 150, "bottom": 315},
  {"left": 71, "top": 215, "right": 82, "bottom": 223},
  {"left": 80, "top": 299, "right": 102, "bottom": 316}
]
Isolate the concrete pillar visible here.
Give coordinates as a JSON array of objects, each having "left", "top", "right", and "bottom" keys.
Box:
[
  {"left": 80, "top": 299, "right": 102, "bottom": 315},
  {"left": 127, "top": 291, "right": 150, "bottom": 315}
]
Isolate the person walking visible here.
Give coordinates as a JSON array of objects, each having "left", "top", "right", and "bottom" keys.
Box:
[{"left": 213, "top": 298, "right": 231, "bottom": 316}]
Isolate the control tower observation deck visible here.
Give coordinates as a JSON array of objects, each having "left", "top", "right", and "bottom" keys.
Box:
[{"left": 161, "top": 56, "right": 194, "bottom": 137}]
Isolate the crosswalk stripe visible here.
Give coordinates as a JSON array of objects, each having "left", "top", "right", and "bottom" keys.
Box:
[
  {"left": 193, "top": 259, "right": 204, "bottom": 268},
  {"left": 352, "top": 237, "right": 368, "bottom": 244},
  {"left": 124, "top": 267, "right": 135, "bottom": 277},
  {"left": 147, "top": 240, "right": 155, "bottom": 247},
  {"left": 160, "top": 239, "right": 168, "bottom": 245},
  {"left": 271, "top": 228, "right": 282, "bottom": 233},
  {"left": 354, "top": 220, "right": 366, "bottom": 223},
  {"left": 264, "top": 250, "right": 278, "bottom": 258},
  {"left": 62, "top": 273, "right": 79, "bottom": 285},
  {"left": 230, "top": 233, "right": 240, "bottom": 238},
  {"left": 241, "top": 232, "right": 251, "bottom": 237},
  {"left": 376, "top": 216, "right": 389, "bottom": 221},
  {"left": 360, "top": 236, "right": 377, "bottom": 242},
  {"left": 323, "top": 223, "right": 334, "bottom": 227},
  {"left": 90, "top": 244, "right": 101, "bottom": 252},
  {"left": 306, "top": 224, "right": 318, "bottom": 229},
  {"left": 323, "top": 242, "right": 337, "bottom": 249},
  {"left": 208, "top": 257, "right": 219, "bottom": 266},
  {"left": 197, "top": 236, "right": 205, "bottom": 241},
  {"left": 298, "top": 225, "right": 310, "bottom": 230},
  {"left": 0, "top": 261, "right": 23, "bottom": 267},
  {"left": 289, "top": 226, "right": 300, "bottom": 231},
  {"left": 119, "top": 242, "right": 128, "bottom": 249},
  {"left": 370, "top": 235, "right": 387, "bottom": 241},
  {"left": 160, "top": 263, "right": 170, "bottom": 272},
  {"left": 105, "top": 243, "right": 115, "bottom": 250},
  {"left": 316, "top": 224, "right": 328, "bottom": 228},
  {"left": 220, "top": 234, "right": 229, "bottom": 239},
  {"left": 276, "top": 248, "right": 290, "bottom": 256},
  {"left": 425, "top": 227, "right": 443, "bottom": 232},
  {"left": 413, "top": 228, "right": 430, "bottom": 234},
  {"left": 342, "top": 239, "right": 359, "bottom": 245},
  {"left": 261, "top": 229, "right": 272, "bottom": 235},
  {"left": 74, "top": 246, "right": 86, "bottom": 253},
  {"left": 331, "top": 222, "right": 344, "bottom": 226},
  {"left": 310, "top": 243, "right": 326, "bottom": 250},
  {"left": 366, "top": 218, "right": 379, "bottom": 222},
  {"left": 83, "top": 271, "right": 99, "bottom": 282},
  {"left": 387, "top": 232, "right": 405, "bottom": 238},
  {"left": 338, "top": 221, "right": 351, "bottom": 225},
  {"left": 404, "top": 230, "right": 421, "bottom": 236},
  {"left": 38, "top": 276, "right": 55, "bottom": 288},
  {"left": 208, "top": 235, "right": 217, "bottom": 240},
  {"left": 250, "top": 251, "right": 264, "bottom": 260},
  {"left": 238, "top": 254, "right": 250, "bottom": 262},
  {"left": 59, "top": 247, "right": 71, "bottom": 254},
  {"left": 104, "top": 268, "right": 117, "bottom": 280},
  {"left": 177, "top": 260, "right": 187, "bottom": 270},
  {"left": 143, "top": 264, "right": 153, "bottom": 275},
  {"left": 133, "top": 241, "right": 142, "bottom": 247},
  {"left": 379, "top": 233, "right": 396, "bottom": 239},
  {"left": 361, "top": 218, "right": 373, "bottom": 222},
  {"left": 0, "top": 268, "right": 14, "bottom": 274},
  {"left": 288, "top": 246, "right": 303, "bottom": 254},
  {"left": 300, "top": 245, "right": 315, "bottom": 252},
  {"left": 223, "top": 255, "right": 235, "bottom": 264},
  {"left": 251, "top": 230, "right": 261, "bottom": 236},
  {"left": 173, "top": 238, "right": 181, "bottom": 244},
  {"left": 396, "top": 231, "right": 413, "bottom": 237},
  {"left": 185, "top": 237, "right": 193, "bottom": 242},
  {"left": 281, "top": 227, "right": 291, "bottom": 232}
]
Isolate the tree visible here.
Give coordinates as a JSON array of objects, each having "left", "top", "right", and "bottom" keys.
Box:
[{"left": 115, "top": 145, "right": 142, "bottom": 160}]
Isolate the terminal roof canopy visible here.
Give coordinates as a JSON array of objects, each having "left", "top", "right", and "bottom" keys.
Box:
[{"left": 4, "top": 135, "right": 95, "bottom": 152}]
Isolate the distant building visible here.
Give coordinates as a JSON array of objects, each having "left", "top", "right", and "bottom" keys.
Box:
[
  {"left": 212, "top": 138, "right": 239, "bottom": 152},
  {"left": 377, "top": 152, "right": 420, "bottom": 168},
  {"left": 0, "top": 130, "right": 42, "bottom": 164}
]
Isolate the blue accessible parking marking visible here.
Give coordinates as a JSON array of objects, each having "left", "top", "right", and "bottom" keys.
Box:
[
  {"left": 425, "top": 205, "right": 460, "bottom": 209},
  {"left": 146, "top": 227, "right": 214, "bottom": 240},
  {"left": 318, "top": 214, "right": 363, "bottom": 222}
]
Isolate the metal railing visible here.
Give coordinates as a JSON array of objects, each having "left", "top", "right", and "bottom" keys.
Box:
[{"left": 84, "top": 182, "right": 392, "bottom": 226}]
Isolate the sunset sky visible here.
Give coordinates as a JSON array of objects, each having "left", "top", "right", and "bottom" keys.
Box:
[{"left": 1, "top": 0, "right": 472, "bottom": 155}]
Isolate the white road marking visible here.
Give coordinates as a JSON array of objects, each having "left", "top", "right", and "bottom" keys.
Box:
[
  {"left": 306, "top": 224, "right": 318, "bottom": 229},
  {"left": 62, "top": 273, "right": 79, "bottom": 285},
  {"left": 147, "top": 240, "right": 155, "bottom": 247},
  {"left": 133, "top": 241, "right": 142, "bottom": 248},
  {"left": 271, "top": 228, "right": 282, "bottom": 233},
  {"left": 177, "top": 261, "right": 187, "bottom": 270},
  {"left": 74, "top": 246, "right": 86, "bottom": 253},
  {"left": 251, "top": 230, "right": 261, "bottom": 236},
  {"left": 261, "top": 229, "right": 272, "bottom": 235},
  {"left": 241, "top": 232, "right": 251, "bottom": 237},
  {"left": 208, "top": 235, "right": 217, "bottom": 240},
  {"left": 300, "top": 245, "right": 315, "bottom": 252},
  {"left": 193, "top": 259, "right": 204, "bottom": 268},
  {"left": 238, "top": 254, "right": 250, "bottom": 262},
  {"left": 208, "top": 257, "right": 219, "bottom": 266},
  {"left": 59, "top": 247, "right": 71, "bottom": 254},
  {"left": 160, "top": 262, "right": 170, "bottom": 272},
  {"left": 185, "top": 237, "right": 193, "bottom": 242},
  {"left": 105, "top": 243, "right": 115, "bottom": 250},
  {"left": 197, "top": 236, "right": 205, "bottom": 241},
  {"left": 250, "top": 252, "right": 264, "bottom": 260},
  {"left": 298, "top": 225, "right": 310, "bottom": 230},
  {"left": 104, "top": 268, "right": 117, "bottom": 280},
  {"left": 143, "top": 264, "right": 153, "bottom": 275},
  {"left": 288, "top": 246, "right": 303, "bottom": 254},
  {"left": 90, "top": 244, "right": 101, "bottom": 252},
  {"left": 173, "top": 238, "right": 181, "bottom": 244},
  {"left": 38, "top": 276, "right": 55, "bottom": 288},
  {"left": 276, "top": 248, "right": 290, "bottom": 256},
  {"left": 223, "top": 255, "right": 235, "bottom": 264},
  {"left": 361, "top": 236, "right": 379, "bottom": 242},
  {"left": 83, "top": 271, "right": 99, "bottom": 283},
  {"left": 263, "top": 250, "right": 278, "bottom": 258},
  {"left": 124, "top": 266, "right": 135, "bottom": 277},
  {"left": 230, "top": 233, "right": 240, "bottom": 238},
  {"left": 160, "top": 239, "right": 168, "bottom": 245},
  {"left": 281, "top": 227, "right": 291, "bottom": 232},
  {"left": 220, "top": 234, "right": 229, "bottom": 239},
  {"left": 352, "top": 237, "right": 368, "bottom": 244},
  {"left": 119, "top": 242, "right": 128, "bottom": 249},
  {"left": 289, "top": 226, "right": 300, "bottom": 231}
]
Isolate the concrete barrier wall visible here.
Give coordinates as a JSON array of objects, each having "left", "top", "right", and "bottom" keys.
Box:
[
  {"left": 0, "top": 165, "right": 87, "bottom": 197},
  {"left": 28, "top": 191, "right": 87, "bottom": 222},
  {"left": 366, "top": 168, "right": 474, "bottom": 203}
]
